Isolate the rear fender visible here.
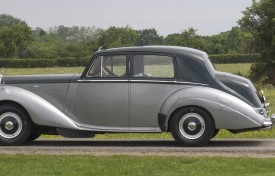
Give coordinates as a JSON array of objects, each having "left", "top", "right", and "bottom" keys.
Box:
[
  {"left": 160, "top": 86, "right": 264, "bottom": 131},
  {"left": 0, "top": 86, "right": 78, "bottom": 129}
]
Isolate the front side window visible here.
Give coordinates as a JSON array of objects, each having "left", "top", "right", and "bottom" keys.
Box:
[
  {"left": 132, "top": 55, "right": 174, "bottom": 78},
  {"left": 88, "top": 55, "right": 127, "bottom": 77}
]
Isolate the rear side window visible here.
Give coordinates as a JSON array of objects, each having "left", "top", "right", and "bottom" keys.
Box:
[
  {"left": 132, "top": 55, "right": 174, "bottom": 78},
  {"left": 88, "top": 55, "right": 127, "bottom": 77}
]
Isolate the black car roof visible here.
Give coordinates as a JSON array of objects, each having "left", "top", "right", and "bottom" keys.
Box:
[{"left": 95, "top": 46, "right": 208, "bottom": 59}]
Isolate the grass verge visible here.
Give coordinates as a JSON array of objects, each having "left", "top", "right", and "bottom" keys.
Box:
[{"left": 0, "top": 155, "right": 275, "bottom": 176}]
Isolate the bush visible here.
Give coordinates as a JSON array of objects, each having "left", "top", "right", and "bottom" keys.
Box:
[
  {"left": 0, "top": 58, "right": 90, "bottom": 68},
  {"left": 209, "top": 54, "right": 260, "bottom": 64}
]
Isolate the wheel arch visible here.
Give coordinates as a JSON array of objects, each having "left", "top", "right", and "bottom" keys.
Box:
[
  {"left": 158, "top": 86, "right": 220, "bottom": 132},
  {"left": 166, "top": 105, "right": 216, "bottom": 132},
  {"left": 0, "top": 86, "right": 78, "bottom": 130},
  {"left": 0, "top": 100, "right": 32, "bottom": 122}
]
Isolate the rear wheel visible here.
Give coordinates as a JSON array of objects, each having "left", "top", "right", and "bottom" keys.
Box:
[
  {"left": 0, "top": 104, "right": 32, "bottom": 145},
  {"left": 170, "top": 107, "right": 215, "bottom": 147}
]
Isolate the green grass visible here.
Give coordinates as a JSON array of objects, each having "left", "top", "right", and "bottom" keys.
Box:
[
  {"left": 0, "top": 155, "right": 275, "bottom": 176},
  {"left": 3, "top": 64, "right": 275, "bottom": 139},
  {"left": 0, "top": 67, "right": 85, "bottom": 75},
  {"left": 214, "top": 63, "right": 252, "bottom": 76}
]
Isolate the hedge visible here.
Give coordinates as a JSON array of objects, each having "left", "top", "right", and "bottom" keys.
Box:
[
  {"left": 209, "top": 54, "right": 260, "bottom": 64},
  {"left": 0, "top": 58, "right": 90, "bottom": 68},
  {"left": 0, "top": 54, "right": 260, "bottom": 68}
]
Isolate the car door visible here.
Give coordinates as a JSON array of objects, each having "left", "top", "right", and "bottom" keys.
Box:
[
  {"left": 130, "top": 53, "right": 179, "bottom": 129},
  {"left": 74, "top": 54, "right": 129, "bottom": 128}
]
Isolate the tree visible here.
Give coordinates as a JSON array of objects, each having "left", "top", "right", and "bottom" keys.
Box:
[
  {"left": 238, "top": 0, "right": 275, "bottom": 84},
  {"left": 0, "top": 14, "right": 27, "bottom": 27},
  {"left": 202, "top": 34, "right": 227, "bottom": 54},
  {"left": 202, "top": 27, "right": 253, "bottom": 55},
  {"left": 22, "top": 34, "right": 64, "bottom": 59},
  {"left": 0, "top": 14, "right": 32, "bottom": 58},
  {"left": 97, "top": 26, "right": 138, "bottom": 49},
  {"left": 136, "top": 28, "right": 163, "bottom": 46},
  {"left": 176, "top": 28, "right": 210, "bottom": 52},
  {"left": 163, "top": 33, "right": 181, "bottom": 46},
  {"left": 0, "top": 24, "right": 32, "bottom": 58},
  {"left": 32, "top": 27, "right": 46, "bottom": 39},
  {"left": 226, "top": 27, "right": 252, "bottom": 54}
]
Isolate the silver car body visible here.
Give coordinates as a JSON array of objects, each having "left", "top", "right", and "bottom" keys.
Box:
[{"left": 0, "top": 46, "right": 273, "bottom": 138}]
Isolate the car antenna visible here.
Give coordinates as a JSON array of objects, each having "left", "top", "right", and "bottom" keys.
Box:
[{"left": 98, "top": 46, "right": 102, "bottom": 51}]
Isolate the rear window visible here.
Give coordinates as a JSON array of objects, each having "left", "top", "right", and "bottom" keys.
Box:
[{"left": 132, "top": 55, "right": 174, "bottom": 78}]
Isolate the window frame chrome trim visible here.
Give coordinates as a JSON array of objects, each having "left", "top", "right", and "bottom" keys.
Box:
[{"left": 86, "top": 54, "right": 128, "bottom": 78}]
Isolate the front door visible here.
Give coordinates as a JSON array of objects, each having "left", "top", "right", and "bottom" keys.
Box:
[{"left": 74, "top": 54, "right": 129, "bottom": 128}]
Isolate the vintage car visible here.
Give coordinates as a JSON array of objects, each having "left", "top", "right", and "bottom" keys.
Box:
[{"left": 0, "top": 46, "right": 273, "bottom": 146}]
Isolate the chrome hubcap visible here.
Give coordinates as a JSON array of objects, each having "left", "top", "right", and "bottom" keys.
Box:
[
  {"left": 5, "top": 121, "right": 14, "bottom": 130},
  {"left": 179, "top": 112, "right": 205, "bottom": 140},
  {"left": 187, "top": 121, "right": 197, "bottom": 131},
  {"left": 0, "top": 112, "right": 23, "bottom": 139}
]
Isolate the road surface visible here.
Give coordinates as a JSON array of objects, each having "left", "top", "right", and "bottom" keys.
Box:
[{"left": 1, "top": 138, "right": 275, "bottom": 157}]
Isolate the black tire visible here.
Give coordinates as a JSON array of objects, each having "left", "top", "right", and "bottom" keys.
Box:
[
  {"left": 212, "top": 129, "right": 220, "bottom": 139},
  {"left": 170, "top": 107, "right": 215, "bottom": 147},
  {"left": 0, "top": 104, "right": 32, "bottom": 146},
  {"left": 27, "top": 131, "right": 41, "bottom": 141}
]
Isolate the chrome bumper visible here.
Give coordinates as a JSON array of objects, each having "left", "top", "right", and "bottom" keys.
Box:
[{"left": 262, "top": 114, "right": 275, "bottom": 128}]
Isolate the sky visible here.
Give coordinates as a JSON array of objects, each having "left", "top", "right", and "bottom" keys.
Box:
[{"left": 0, "top": 0, "right": 252, "bottom": 36}]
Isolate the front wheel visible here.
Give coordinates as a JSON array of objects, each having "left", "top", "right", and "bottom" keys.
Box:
[
  {"left": 170, "top": 107, "right": 215, "bottom": 147},
  {"left": 0, "top": 104, "right": 32, "bottom": 145}
]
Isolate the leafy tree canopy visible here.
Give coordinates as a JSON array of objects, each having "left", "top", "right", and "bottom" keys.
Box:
[
  {"left": 97, "top": 26, "right": 138, "bottom": 49},
  {"left": 136, "top": 28, "right": 163, "bottom": 46},
  {"left": 0, "top": 14, "right": 32, "bottom": 58},
  {"left": 238, "top": 0, "right": 275, "bottom": 83},
  {"left": 0, "top": 14, "right": 28, "bottom": 27}
]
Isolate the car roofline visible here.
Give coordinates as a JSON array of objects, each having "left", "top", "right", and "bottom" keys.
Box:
[{"left": 94, "top": 45, "right": 208, "bottom": 59}]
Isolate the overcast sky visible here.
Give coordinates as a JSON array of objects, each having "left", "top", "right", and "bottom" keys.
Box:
[{"left": 0, "top": 0, "right": 252, "bottom": 36}]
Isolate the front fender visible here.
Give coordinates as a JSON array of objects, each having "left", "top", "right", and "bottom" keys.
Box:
[
  {"left": 161, "top": 86, "right": 266, "bottom": 130},
  {"left": 0, "top": 86, "right": 78, "bottom": 130}
]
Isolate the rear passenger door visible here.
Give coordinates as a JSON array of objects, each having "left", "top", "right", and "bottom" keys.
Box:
[{"left": 130, "top": 53, "right": 179, "bottom": 129}]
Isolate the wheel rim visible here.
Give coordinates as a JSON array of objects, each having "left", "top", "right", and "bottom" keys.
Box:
[
  {"left": 0, "top": 112, "right": 23, "bottom": 139},
  {"left": 179, "top": 112, "right": 205, "bottom": 140}
]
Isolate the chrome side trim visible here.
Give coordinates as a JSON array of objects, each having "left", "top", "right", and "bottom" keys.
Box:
[
  {"left": 78, "top": 80, "right": 128, "bottom": 82},
  {"left": 77, "top": 79, "right": 208, "bottom": 86},
  {"left": 78, "top": 124, "right": 162, "bottom": 133}
]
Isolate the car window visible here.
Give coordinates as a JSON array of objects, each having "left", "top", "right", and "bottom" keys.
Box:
[
  {"left": 88, "top": 55, "right": 127, "bottom": 77},
  {"left": 132, "top": 55, "right": 174, "bottom": 78}
]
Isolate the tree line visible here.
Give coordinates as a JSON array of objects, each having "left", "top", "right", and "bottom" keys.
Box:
[{"left": 0, "top": 14, "right": 255, "bottom": 59}]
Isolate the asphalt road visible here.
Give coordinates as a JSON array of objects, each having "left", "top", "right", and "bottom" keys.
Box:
[{"left": 1, "top": 138, "right": 275, "bottom": 157}]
